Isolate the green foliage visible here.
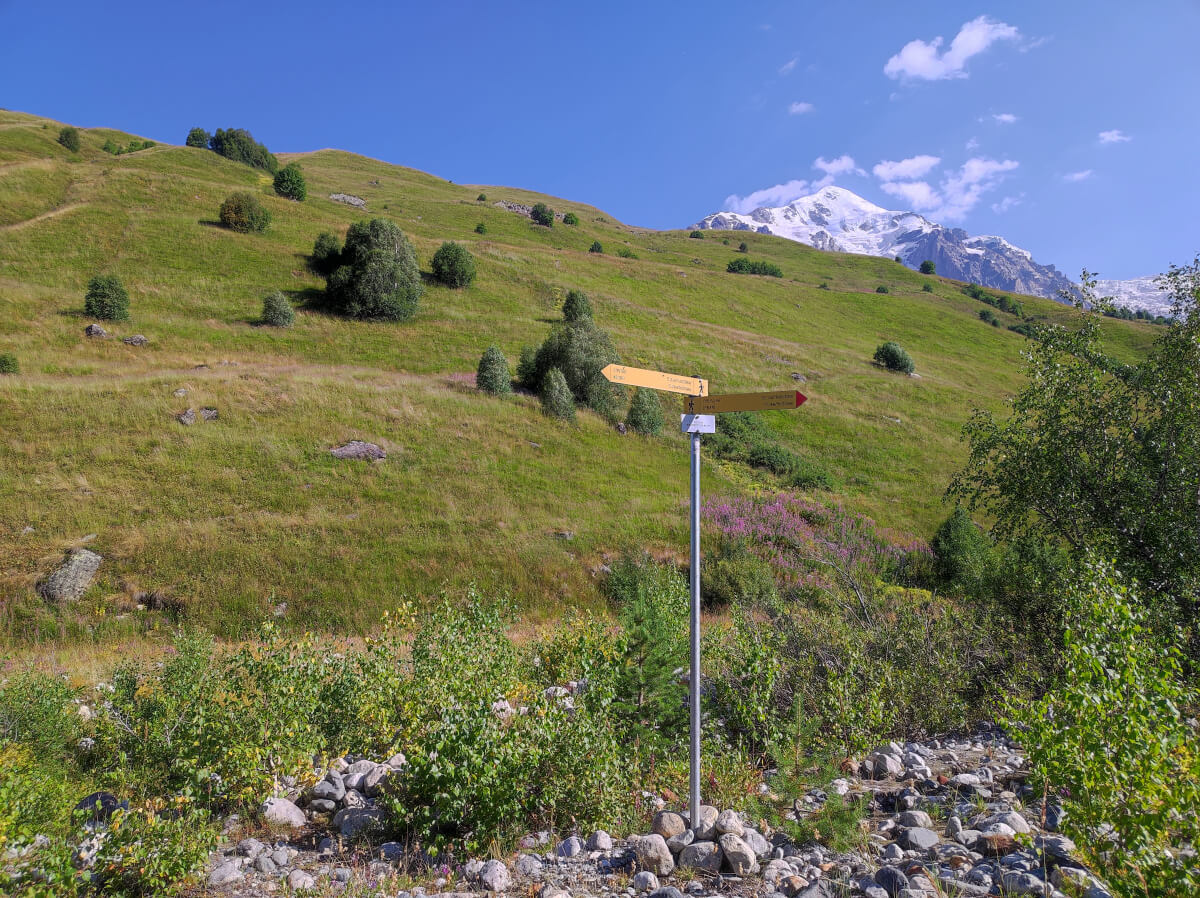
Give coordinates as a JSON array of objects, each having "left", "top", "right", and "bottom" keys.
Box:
[
  {"left": 325, "top": 218, "right": 422, "bottom": 321},
  {"left": 476, "top": 193, "right": 487, "bottom": 202},
  {"left": 950, "top": 266, "right": 1200, "bottom": 638},
  {"left": 931, "top": 507, "right": 990, "bottom": 590},
  {"left": 919, "top": 260, "right": 936, "bottom": 274},
  {"left": 0, "top": 672, "right": 82, "bottom": 762},
  {"left": 922, "top": 282, "right": 933, "bottom": 292},
  {"left": 476, "top": 345, "right": 512, "bottom": 395},
  {"left": 208, "top": 127, "right": 278, "bottom": 173},
  {"left": 272, "top": 162, "right": 306, "bottom": 201},
  {"left": 873, "top": 341, "right": 914, "bottom": 374},
  {"left": 818, "top": 281, "right": 829, "bottom": 290},
  {"left": 1007, "top": 561, "right": 1200, "bottom": 896},
  {"left": 218, "top": 191, "right": 271, "bottom": 233},
  {"left": 260, "top": 290, "right": 294, "bottom": 327},
  {"left": 102, "top": 138, "right": 156, "bottom": 156},
  {"left": 615, "top": 246, "right": 637, "bottom": 259},
  {"left": 93, "top": 802, "right": 217, "bottom": 896},
  {"left": 962, "top": 282, "right": 1025, "bottom": 318},
  {"left": 875, "top": 285, "right": 889, "bottom": 294},
  {"left": 185, "top": 127, "right": 211, "bottom": 148},
  {"left": 589, "top": 240, "right": 603, "bottom": 254},
  {"left": 57, "top": 126, "right": 80, "bottom": 153},
  {"left": 562, "top": 211, "right": 579, "bottom": 226},
  {"left": 516, "top": 345, "right": 537, "bottom": 389},
  {"left": 727, "top": 257, "right": 783, "bottom": 277},
  {"left": 626, "top": 387, "right": 662, "bottom": 435},
  {"left": 310, "top": 231, "right": 342, "bottom": 277},
  {"left": 979, "top": 308, "right": 998, "bottom": 326},
  {"left": 561, "top": 289, "right": 592, "bottom": 323},
  {"left": 706, "top": 412, "right": 833, "bottom": 489},
  {"left": 702, "top": 540, "right": 777, "bottom": 609},
  {"left": 0, "top": 353, "right": 17, "bottom": 374},
  {"left": 528, "top": 318, "right": 620, "bottom": 405},
  {"left": 894, "top": 255, "right": 902, "bottom": 263},
  {"left": 430, "top": 241, "right": 477, "bottom": 288},
  {"left": 474, "top": 221, "right": 487, "bottom": 235},
  {"left": 540, "top": 367, "right": 575, "bottom": 420},
  {"left": 689, "top": 231, "right": 704, "bottom": 239},
  {"left": 84, "top": 274, "right": 130, "bottom": 320},
  {"left": 530, "top": 202, "right": 554, "bottom": 227}
]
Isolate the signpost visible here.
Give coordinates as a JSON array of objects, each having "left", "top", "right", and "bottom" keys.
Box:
[{"left": 602, "top": 365, "right": 806, "bottom": 826}]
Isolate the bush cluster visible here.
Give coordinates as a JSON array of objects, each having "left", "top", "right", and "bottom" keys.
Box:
[
  {"left": 272, "top": 162, "right": 306, "bottom": 201},
  {"left": 260, "top": 290, "right": 294, "bottom": 327},
  {"left": 102, "top": 138, "right": 155, "bottom": 155},
  {"left": 962, "top": 283, "right": 1024, "bottom": 317},
  {"left": 311, "top": 219, "right": 423, "bottom": 321},
  {"left": 540, "top": 367, "right": 576, "bottom": 420},
  {"left": 626, "top": 387, "right": 662, "bottom": 435},
  {"left": 727, "top": 258, "right": 783, "bottom": 277},
  {"left": 561, "top": 289, "right": 592, "bottom": 323},
  {"left": 562, "top": 211, "right": 579, "bottom": 226},
  {"left": 616, "top": 247, "right": 638, "bottom": 259},
  {"left": 919, "top": 260, "right": 936, "bottom": 274},
  {"left": 218, "top": 192, "right": 271, "bottom": 233},
  {"left": 207, "top": 127, "right": 278, "bottom": 173},
  {"left": 84, "top": 275, "right": 130, "bottom": 320},
  {"left": 56, "top": 126, "right": 80, "bottom": 152},
  {"left": 875, "top": 285, "right": 889, "bottom": 294},
  {"left": 589, "top": 240, "right": 603, "bottom": 254},
  {"left": 476, "top": 345, "right": 512, "bottom": 395},
  {"left": 530, "top": 202, "right": 554, "bottom": 227},
  {"left": 430, "top": 241, "right": 476, "bottom": 288},
  {"left": 706, "top": 411, "right": 833, "bottom": 489},
  {"left": 521, "top": 316, "right": 622, "bottom": 420},
  {"left": 873, "top": 341, "right": 914, "bottom": 374},
  {"left": 689, "top": 230, "right": 704, "bottom": 239},
  {"left": 185, "top": 127, "right": 211, "bottom": 148},
  {"left": 0, "top": 353, "right": 17, "bottom": 375}
]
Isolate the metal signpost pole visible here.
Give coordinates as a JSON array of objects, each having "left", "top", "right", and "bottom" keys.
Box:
[{"left": 689, "top": 427, "right": 702, "bottom": 827}]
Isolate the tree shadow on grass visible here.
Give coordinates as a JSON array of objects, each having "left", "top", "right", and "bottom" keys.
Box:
[
  {"left": 197, "top": 219, "right": 224, "bottom": 229},
  {"left": 287, "top": 287, "right": 335, "bottom": 315}
]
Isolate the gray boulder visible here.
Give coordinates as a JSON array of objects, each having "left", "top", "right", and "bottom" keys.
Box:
[
  {"left": 514, "top": 854, "right": 543, "bottom": 877},
  {"left": 177, "top": 408, "right": 196, "bottom": 425},
  {"left": 586, "top": 830, "right": 613, "bottom": 852},
  {"left": 287, "top": 868, "right": 316, "bottom": 890},
  {"left": 742, "top": 826, "right": 770, "bottom": 858},
  {"left": 653, "top": 810, "right": 687, "bottom": 839},
  {"left": 364, "top": 764, "right": 392, "bottom": 796},
  {"left": 678, "top": 840, "right": 722, "bottom": 873},
  {"left": 718, "top": 833, "right": 758, "bottom": 874},
  {"left": 898, "top": 810, "right": 932, "bottom": 829},
  {"left": 39, "top": 549, "right": 102, "bottom": 602},
  {"left": 899, "top": 827, "right": 940, "bottom": 851},
  {"left": 632, "top": 834, "right": 675, "bottom": 875},
  {"left": 556, "top": 835, "right": 584, "bottom": 857},
  {"left": 665, "top": 828, "right": 694, "bottom": 854},
  {"left": 260, "top": 797, "right": 306, "bottom": 829},
  {"left": 478, "top": 859, "right": 510, "bottom": 892},
  {"left": 123, "top": 335, "right": 148, "bottom": 346},
  {"left": 631, "top": 871, "right": 659, "bottom": 891},
  {"left": 332, "top": 806, "right": 383, "bottom": 838},
  {"left": 875, "top": 866, "right": 909, "bottom": 898},
  {"left": 690, "top": 804, "right": 719, "bottom": 839},
  {"left": 331, "top": 440, "right": 386, "bottom": 460},
  {"left": 208, "top": 859, "right": 244, "bottom": 886},
  {"left": 649, "top": 888, "right": 684, "bottom": 898},
  {"left": 715, "top": 809, "right": 744, "bottom": 836},
  {"left": 84, "top": 323, "right": 107, "bottom": 337}
]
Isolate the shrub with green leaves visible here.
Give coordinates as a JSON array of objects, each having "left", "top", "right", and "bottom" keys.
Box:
[
  {"left": 476, "top": 193, "right": 487, "bottom": 202},
  {"left": 476, "top": 346, "right": 512, "bottom": 395},
  {"left": 431, "top": 241, "right": 476, "bottom": 288},
  {"left": 474, "top": 221, "right": 487, "bottom": 234},
  {"left": 702, "top": 541, "right": 777, "bottom": 609},
  {"left": 626, "top": 387, "right": 662, "bottom": 435},
  {"left": 562, "top": 211, "right": 579, "bottom": 226},
  {"left": 562, "top": 289, "right": 592, "bottom": 323},
  {"left": 689, "top": 230, "right": 704, "bottom": 239},
  {"left": 218, "top": 191, "right": 271, "bottom": 233},
  {"left": 93, "top": 802, "right": 217, "bottom": 896},
  {"left": 272, "top": 162, "right": 306, "bottom": 201},
  {"left": 311, "top": 231, "right": 342, "bottom": 277},
  {"left": 208, "top": 127, "right": 278, "bottom": 173},
  {"left": 84, "top": 274, "right": 130, "bottom": 320},
  {"left": 616, "top": 246, "right": 638, "bottom": 259},
  {"left": 727, "top": 257, "right": 783, "bottom": 277},
  {"left": 1007, "top": 561, "right": 1200, "bottom": 896},
  {"left": 57, "top": 126, "right": 80, "bottom": 152},
  {"left": 738, "top": 241, "right": 749, "bottom": 252},
  {"left": 325, "top": 218, "right": 422, "bottom": 321},
  {"left": 528, "top": 318, "right": 621, "bottom": 410},
  {"left": 0, "top": 353, "right": 17, "bottom": 375},
  {"left": 931, "top": 506, "right": 990, "bottom": 590},
  {"left": 185, "top": 127, "right": 211, "bottom": 148},
  {"left": 541, "top": 367, "right": 575, "bottom": 420},
  {"left": 516, "top": 345, "right": 537, "bottom": 389},
  {"left": 919, "top": 260, "right": 936, "bottom": 274},
  {"left": 873, "top": 341, "right": 914, "bottom": 374},
  {"left": 922, "top": 282, "right": 934, "bottom": 292},
  {"left": 875, "top": 285, "right": 889, "bottom": 294},
  {"left": 261, "top": 290, "right": 294, "bottom": 327},
  {"left": 589, "top": 240, "right": 603, "bottom": 254},
  {"left": 530, "top": 202, "right": 554, "bottom": 227}
]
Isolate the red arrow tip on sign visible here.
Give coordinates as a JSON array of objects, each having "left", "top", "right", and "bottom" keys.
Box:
[{"left": 796, "top": 391, "right": 807, "bottom": 407}]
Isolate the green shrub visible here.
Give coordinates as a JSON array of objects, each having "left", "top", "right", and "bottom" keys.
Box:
[
  {"left": 702, "top": 541, "right": 777, "bottom": 609},
  {"left": 1008, "top": 561, "right": 1200, "bottom": 896},
  {"left": 84, "top": 274, "right": 130, "bottom": 320},
  {"left": 931, "top": 507, "right": 990, "bottom": 590},
  {"left": 272, "top": 162, "right": 306, "bottom": 201},
  {"left": 727, "top": 257, "right": 783, "bottom": 277},
  {"left": 738, "top": 241, "right": 749, "bottom": 253},
  {"left": 979, "top": 308, "right": 999, "bottom": 326},
  {"left": 474, "top": 221, "right": 487, "bottom": 234},
  {"left": 0, "top": 353, "right": 17, "bottom": 375},
  {"left": 785, "top": 458, "right": 834, "bottom": 490},
  {"left": 818, "top": 281, "right": 829, "bottom": 290},
  {"left": 540, "top": 367, "right": 575, "bottom": 420},
  {"left": 530, "top": 202, "right": 554, "bottom": 227},
  {"left": 0, "top": 672, "right": 83, "bottom": 760},
  {"left": 57, "top": 126, "right": 80, "bottom": 153},
  {"left": 185, "top": 127, "right": 211, "bottom": 148},
  {"left": 260, "top": 290, "right": 294, "bottom": 327},
  {"left": 516, "top": 345, "right": 538, "bottom": 388},
  {"left": 626, "top": 387, "right": 663, "bottom": 435},
  {"left": 875, "top": 285, "right": 889, "bottom": 294},
  {"left": 616, "top": 247, "right": 638, "bottom": 259},
  {"left": 431, "top": 241, "right": 476, "bottom": 288},
  {"left": 476, "top": 346, "right": 512, "bottom": 395},
  {"left": 218, "top": 192, "right": 271, "bottom": 233},
  {"left": 208, "top": 127, "right": 278, "bottom": 172},
  {"left": 562, "top": 289, "right": 592, "bottom": 323},
  {"left": 689, "top": 230, "right": 704, "bottom": 239},
  {"left": 919, "top": 260, "right": 936, "bottom": 274},
  {"left": 310, "top": 231, "right": 342, "bottom": 276},
  {"left": 922, "top": 282, "right": 933, "bottom": 292},
  {"left": 894, "top": 255, "right": 902, "bottom": 263},
  {"left": 589, "top": 240, "right": 603, "bottom": 254},
  {"left": 873, "top": 341, "right": 914, "bottom": 374},
  {"left": 562, "top": 211, "right": 579, "bottom": 226},
  {"left": 325, "top": 218, "right": 422, "bottom": 321},
  {"left": 528, "top": 318, "right": 620, "bottom": 402},
  {"left": 476, "top": 193, "right": 487, "bottom": 202},
  {"left": 94, "top": 803, "right": 217, "bottom": 896},
  {"left": 101, "top": 139, "right": 118, "bottom": 154}
]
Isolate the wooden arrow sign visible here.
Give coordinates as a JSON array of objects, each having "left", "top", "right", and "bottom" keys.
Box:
[
  {"left": 682, "top": 390, "right": 807, "bottom": 414},
  {"left": 602, "top": 364, "right": 707, "bottom": 396}
]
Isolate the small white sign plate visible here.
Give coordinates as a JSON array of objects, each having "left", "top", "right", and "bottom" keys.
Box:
[{"left": 680, "top": 414, "right": 716, "bottom": 434}]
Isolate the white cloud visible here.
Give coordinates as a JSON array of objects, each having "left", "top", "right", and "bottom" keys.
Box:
[
  {"left": 779, "top": 57, "right": 797, "bottom": 75},
  {"left": 724, "top": 179, "right": 811, "bottom": 214},
  {"left": 813, "top": 155, "right": 864, "bottom": 178},
  {"left": 992, "top": 113, "right": 1018, "bottom": 124},
  {"left": 965, "top": 137, "right": 980, "bottom": 151},
  {"left": 880, "top": 180, "right": 942, "bottom": 211},
  {"left": 1099, "top": 129, "right": 1131, "bottom": 144},
  {"left": 788, "top": 101, "right": 814, "bottom": 115},
  {"left": 1062, "top": 170, "right": 1093, "bottom": 182},
  {"left": 884, "top": 16, "right": 1020, "bottom": 81},
  {"left": 872, "top": 155, "right": 941, "bottom": 181},
  {"left": 992, "top": 194, "right": 1023, "bottom": 214}
]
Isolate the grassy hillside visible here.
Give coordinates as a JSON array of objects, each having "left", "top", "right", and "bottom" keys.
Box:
[{"left": 0, "top": 108, "right": 1158, "bottom": 642}]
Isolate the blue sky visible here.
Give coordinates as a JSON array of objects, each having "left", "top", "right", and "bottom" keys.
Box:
[{"left": 2, "top": 1, "right": 1196, "bottom": 279}]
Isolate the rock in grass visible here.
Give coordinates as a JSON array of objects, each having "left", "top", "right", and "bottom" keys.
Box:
[
  {"left": 287, "top": 868, "right": 316, "bottom": 890},
  {"left": 122, "top": 334, "right": 148, "bottom": 346},
  {"left": 556, "top": 835, "right": 584, "bottom": 857},
  {"left": 73, "top": 791, "right": 123, "bottom": 825},
  {"left": 177, "top": 408, "right": 196, "bottom": 425},
  {"left": 586, "top": 830, "right": 613, "bottom": 852},
  {"left": 333, "top": 806, "right": 383, "bottom": 838},
  {"left": 632, "top": 834, "right": 675, "bottom": 875},
  {"left": 260, "top": 797, "right": 306, "bottom": 829},
  {"left": 200, "top": 407, "right": 218, "bottom": 421},
  {"left": 330, "top": 440, "right": 385, "bottom": 460},
  {"left": 84, "top": 323, "right": 108, "bottom": 337},
  {"left": 39, "top": 549, "right": 102, "bottom": 603}
]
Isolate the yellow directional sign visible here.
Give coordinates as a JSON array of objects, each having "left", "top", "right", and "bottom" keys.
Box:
[
  {"left": 602, "top": 364, "right": 707, "bottom": 396},
  {"left": 682, "top": 390, "right": 807, "bottom": 414}
]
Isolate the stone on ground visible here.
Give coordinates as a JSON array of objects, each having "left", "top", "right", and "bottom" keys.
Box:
[
  {"left": 260, "top": 797, "right": 306, "bottom": 829},
  {"left": 678, "top": 840, "right": 722, "bottom": 873},
  {"left": 39, "top": 549, "right": 102, "bottom": 602},
  {"left": 331, "top": 440, "right": 386, "bottom": 460},
  {"left": 652, "top": 810, "right": 687, "bottom": 839},
  {"left": 632, "top": 834, "right": 675, "bottom": 875},
  {"left": 478, "top": 859, "right": 511, "bottom": 892},
  {"left": 718, "top": 833, "right": 758, "bottom": 874}
]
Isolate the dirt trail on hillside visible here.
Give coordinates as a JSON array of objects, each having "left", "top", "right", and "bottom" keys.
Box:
[{"left": 0, "top": 201, "right": 85, "bottom": 232}]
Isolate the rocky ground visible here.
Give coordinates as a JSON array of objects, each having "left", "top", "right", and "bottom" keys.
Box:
[{"left": 191, "top": 728, "right": 1113, "bottom": 898}]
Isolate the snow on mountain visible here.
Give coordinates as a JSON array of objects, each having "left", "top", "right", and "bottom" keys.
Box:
[
  {"left": 1093, "top": 275, "right": 1172, "bottom": 314},
  {"left": 691, "top": 187, "right": 1175, "bottom": 312}
]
